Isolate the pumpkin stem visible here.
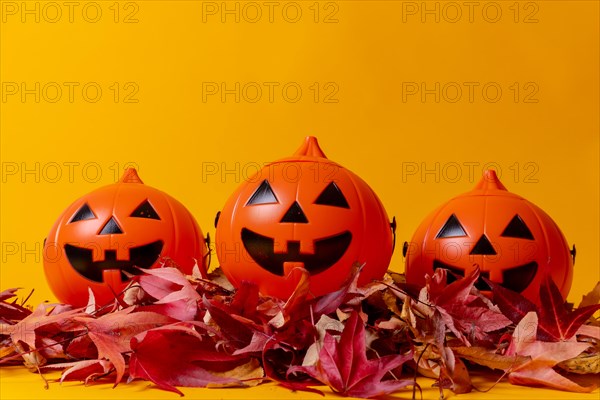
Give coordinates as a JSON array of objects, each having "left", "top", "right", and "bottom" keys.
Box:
[
  {"left": 120, "top": 168, "right": 144, "bottom": 184},
  {"left": 475, "top": 169, "right": 507, "bottom": 191},
  {"left": 294, "top": 136, "right": 327, "bottom": 158}
]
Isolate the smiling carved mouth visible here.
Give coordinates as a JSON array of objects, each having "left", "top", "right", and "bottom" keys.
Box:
[
  {"left": 241, "top": 228, "right": 352, "bottom": 276},
  {"left": 433, "top": 259, "right": 538, "bottom": 293},
  {"left": 64, "top": 241, "right": 164, "bottom": 283}
]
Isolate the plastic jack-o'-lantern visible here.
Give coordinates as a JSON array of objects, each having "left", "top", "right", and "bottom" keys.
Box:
[
  {"left": 43, "top": 168, "right": 208, "bottom": 306},
  {"left": 404, "top": 169, "right": 575, "bottom": 302},
  {"left": 215, "top": 136, "right": 395, "bottom": 299}
]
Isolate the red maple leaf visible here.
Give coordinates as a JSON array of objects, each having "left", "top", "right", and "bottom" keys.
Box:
[
  {"left": 272, "top": 263, "right": 364, "bottom": 329},
  {"left": 0, "top": 289, "right": 32, "bottom": 321},
  {"left": 421, "top": 268, "right": 511, "bottom": 345},
  {"left": 486, "top": 276, "right": 600, "bottom": 342},
  {"left": 289, "top": 311, "right": 413, "bottom": 398},
  {"left": 505, "top": 311, "right": 595, "bottom": 392},
  {"left": 482, "top": 276, "right": 537, "bottom": 324},
  {"left": 129, "top": 323, "right": 252, "bottom": 394},
  {"left": 537, "top": 276, "right": 600, "bottom": 341}
]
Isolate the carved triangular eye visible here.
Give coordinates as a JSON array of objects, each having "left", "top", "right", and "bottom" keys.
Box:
[
  {"left": 246, "top": 180, "right": 278, "bottom": 206},
  {"left": 69, "top": 203, "right": 96, "bottom": 223},
  {"left": 280, "top": 201, "right": 308, "bottom": 223},
  {"left": 470, "top": 234, "right": 497, "bottom": 255},
  {"left": 501, "top": 214, "right": 534, "bottom": 240},
  {"left": 314, "top": 182, "right": 349, "bottom": 208},
  {"left": 99, "top": 217, "right": 123, "bottom": 235},
  {"left": 130, "top": 200, "right": 160, "bottom": 220},
  {"left": 436, "top": 214, "right": 467, "bottom": 238}
]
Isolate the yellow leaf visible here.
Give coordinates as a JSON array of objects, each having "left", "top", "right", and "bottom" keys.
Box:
[
  {"left": 557, "top": 352, "right": 600, "bottom": 374},
  {"left": 388, "top": 272, "right": 405, "bottom": 285},
  {"left": 0, "top": 345, "right": 15, "bottom": 359},
  {"left": 383, "top": 289, "right": 402, "bottom": 317},
  {"left": 206, "top": 359, "right": 264, "bottom": 388}
]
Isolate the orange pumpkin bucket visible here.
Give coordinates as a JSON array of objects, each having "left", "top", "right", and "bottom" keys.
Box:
[
  {"left": 215, "top": 136, "right": 395, "bottom": 299},
  {"left": 43, "top": 168, "right": 208, "bottom": 306},
  {"left": 404, "top": 169, "right": 574, "bottom": 302}
]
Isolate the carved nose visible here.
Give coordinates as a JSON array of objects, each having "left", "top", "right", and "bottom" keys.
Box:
[
  {"left": 280, "top": 201, "right": 308, "bottom": 223},
  {"left": 470, "top": 234, "right": 496, "bottom": 255},
  {"left": 99, "top": 217, "right": 123, "bottom": 235}
]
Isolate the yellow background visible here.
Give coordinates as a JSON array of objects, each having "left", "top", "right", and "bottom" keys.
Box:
[{"left": 1, "top": 0, "right": 598, "bottom": 398}]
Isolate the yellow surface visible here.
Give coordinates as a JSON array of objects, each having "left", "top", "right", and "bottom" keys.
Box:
[
  {"left": 1, "top": 0, "right": 599, "bottom": 399},
  {"left": 1, "top": 366, "right": 599, "bottom": 400}
]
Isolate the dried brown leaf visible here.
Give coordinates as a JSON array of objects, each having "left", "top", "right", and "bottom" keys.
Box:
[
  {"left": 579, "top": 282, "right": 600, "bottom": 308},
  {"left": 453, "top": 346, "right": 530, "bottom": 371}
]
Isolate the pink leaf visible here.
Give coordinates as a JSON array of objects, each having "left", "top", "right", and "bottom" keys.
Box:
[
  {"left": 43, "top": 359, "right": 112, "bottom": 382},
  {"left": 506, "top": 312, "right": 595, "bottom": 392},
  {"left": 136, "top": 267, "right": 199, "bottom": 301},
  {"left": 6, "top": 304, "right": 84, "bottom": 351},
  {"left": 76, "top": 308, "right": 173, "bottom": 384}
]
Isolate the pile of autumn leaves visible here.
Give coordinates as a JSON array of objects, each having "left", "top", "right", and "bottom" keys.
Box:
[{"left": 1, "top": 264, "right": 599, "bottom": 398}]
